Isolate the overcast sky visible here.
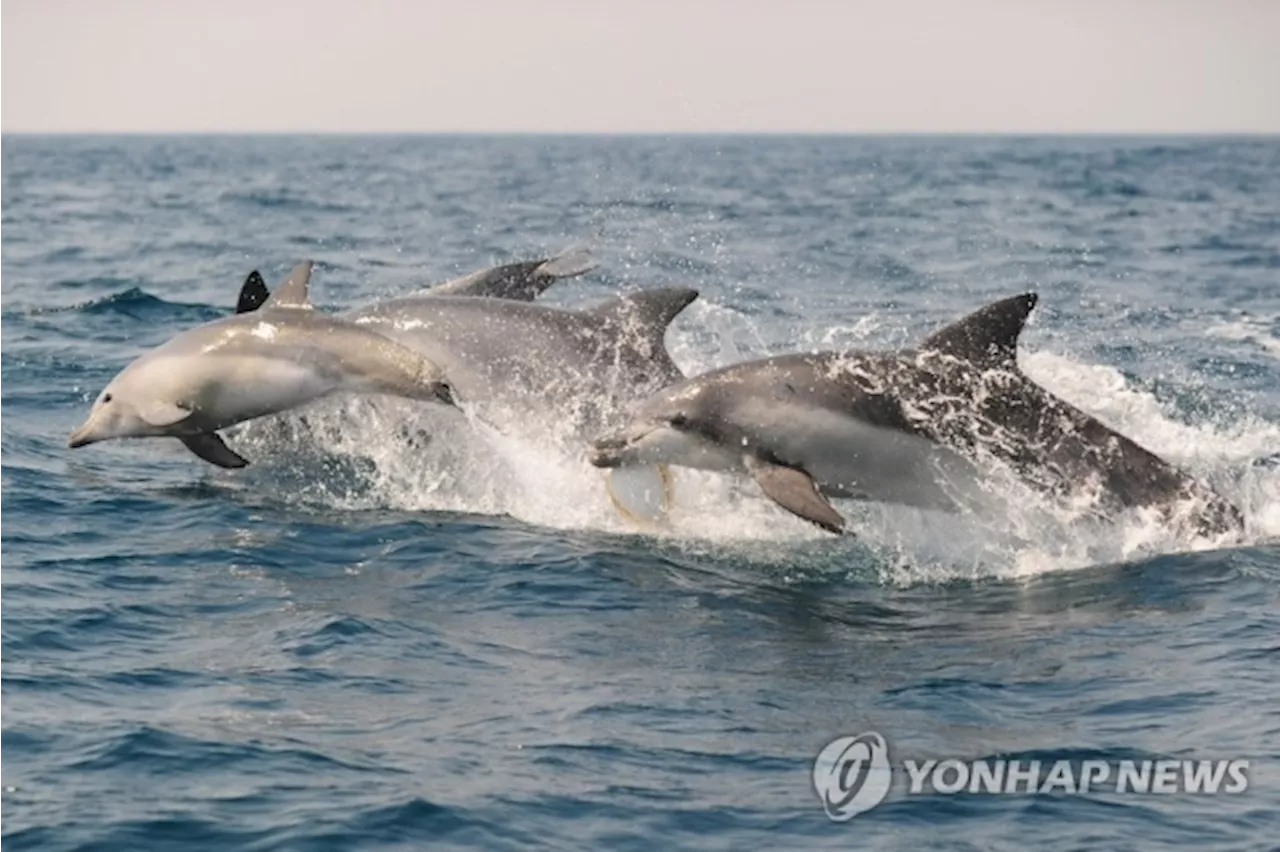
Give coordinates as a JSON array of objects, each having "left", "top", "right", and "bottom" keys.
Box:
[{"left": 3, "top": 0, "right": 1278, "bottom": 133}]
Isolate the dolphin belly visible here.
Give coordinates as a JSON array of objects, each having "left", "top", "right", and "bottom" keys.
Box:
[
  {"left": 194, "top": 355, "right": 338, "bottom": 430},
  {"left": 750, "top": 403, "right": 991, "bottom": 513}
]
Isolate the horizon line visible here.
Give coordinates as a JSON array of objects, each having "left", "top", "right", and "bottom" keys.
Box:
[{"left": 4, "top": 130, "right": 1279, "bottom": 138}]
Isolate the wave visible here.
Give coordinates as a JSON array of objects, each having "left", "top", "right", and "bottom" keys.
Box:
[
  {"left": 1204, "top": 315, "right": 1280, "bottom": 358},
  {"left": 22, "top": 288, "right": 225, "bottom": 325},
  {"left": 217, "top": 188, "right": 357, "bottom": 214}
]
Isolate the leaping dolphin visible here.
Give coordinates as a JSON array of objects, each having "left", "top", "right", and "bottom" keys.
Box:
[
  {"left": 235, "top": 248, "right": 692, "bottom": 524},
  {"left": 240, "top": 253, "right": 697, "bottom": 444},
  {"left": 68, "top": 262, "right": 455, "bottom": 467},
  {"left": 590, "top": 294, "right": 1244, "bottom": 537},
  {"left": 345, "top": 288, "right": 697, "bottom": 440}
]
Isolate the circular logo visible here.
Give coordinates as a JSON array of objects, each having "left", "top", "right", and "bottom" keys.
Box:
[{"left": 812, "top": 732, "right": 892, "bottom": 821}]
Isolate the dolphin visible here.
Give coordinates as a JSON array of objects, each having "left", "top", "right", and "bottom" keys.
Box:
[
  {"left": 68, "top": 262, "right": 455, "bottom": 468},
  {"left": 590, "top": 294, "right": 1244, "bottom": 537},
  {"left": 343, "top": 287, "right": 698, "bottom": 439},
  {"left": 240, "top": 259, "right": 697, "bottom": 443},
  {"left": 235, "top": 250, "right": 693, "bottom": 523}
]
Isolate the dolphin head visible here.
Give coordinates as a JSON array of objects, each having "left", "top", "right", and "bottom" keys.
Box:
[
  {"left": 69, "top": 384, "right": 157, "bottom": 448},
  {"left": 589, "top": 383, "right": 738, "bottom": 471},
  {"left": 69, "top": 358, "right": 193, "bottom": 448}
]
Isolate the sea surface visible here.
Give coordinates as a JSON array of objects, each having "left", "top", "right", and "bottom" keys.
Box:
[{"left": 2, "top": 135, "right": 1279, "bottom": 850}]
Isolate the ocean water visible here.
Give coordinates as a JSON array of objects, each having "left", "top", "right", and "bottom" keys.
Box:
[{"left": 2, "top": 135, "right": 1279, "bottom": 850}]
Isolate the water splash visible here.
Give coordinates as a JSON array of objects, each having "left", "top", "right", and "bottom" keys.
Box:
[{"left": 230, "top": 302, "right": 1279, "bottom": 586}]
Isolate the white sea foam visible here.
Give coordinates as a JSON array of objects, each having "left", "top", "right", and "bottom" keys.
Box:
[{"left": 1204, "top": 315, "right": 1280, "bottom": 358}]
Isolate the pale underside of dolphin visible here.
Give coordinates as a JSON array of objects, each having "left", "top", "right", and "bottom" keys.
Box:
[
  {"left": 68, "top": 262, "right": 454, "bottom": 468},
  {"left": 590, "top": 294, "right": 1244, "bottom": 538}
]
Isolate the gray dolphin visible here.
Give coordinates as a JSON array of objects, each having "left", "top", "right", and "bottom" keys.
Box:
[
  {"left": 237, "top": 252, "right": 693, "bottom": 524},
  {"left": 344, "top": 287, "right": 697, "bottom": 439},
  {"left": 590, "top": 294, "right": 1244, "bottom": 537},
  {"left": 68, "top": 262, "right": 454, "bottom": 468},
  {"left": 241, "top": 255, "right": 696, "bottom": 442}
]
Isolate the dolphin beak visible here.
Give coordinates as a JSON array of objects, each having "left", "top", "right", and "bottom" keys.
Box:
[
  {"left": 68, "top": 419, "right": 97, "bottom": 448},
  {"left": 589, "top": 430, "right": 636, "bottom": 468}
]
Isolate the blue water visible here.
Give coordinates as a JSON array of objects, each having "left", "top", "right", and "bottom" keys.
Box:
[{"left": 3, "top": 136, "right": 1279, "bottom": 850}]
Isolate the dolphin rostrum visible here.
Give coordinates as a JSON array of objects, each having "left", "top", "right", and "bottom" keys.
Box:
[
  {"left": 590, "top": 294, "right": 1244, "bottom": 537},
  {"left": 68, "top": 262, "right": 455, "bottom": 468}
]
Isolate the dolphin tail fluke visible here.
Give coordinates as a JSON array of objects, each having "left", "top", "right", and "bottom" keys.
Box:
[
  {"left": 425, "top": 244, "right": 597, "bottom": 301},
  {"left": 534, "top": 243, "right": 596, "bottom": 281},
  {"left": 180, "top": 433, "right": 249, "bottom": 468},
  {"left": 920, "top": 293, "right": 1038, "bottom": 369},
  {"left": 744, "top": 456, "right": 846, "bottom": 535}
]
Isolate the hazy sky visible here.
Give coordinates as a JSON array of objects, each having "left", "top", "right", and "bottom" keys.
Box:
[{"left": 3, "top": 0, "right": 1278, "bottom": 133}]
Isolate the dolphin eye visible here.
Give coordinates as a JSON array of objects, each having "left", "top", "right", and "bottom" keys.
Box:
[
  {"left": 102, "top": 393, "right": 113, "bottom": 403},
  {"left": 668, "top": 413, "right": 688, "bottom": 428}
]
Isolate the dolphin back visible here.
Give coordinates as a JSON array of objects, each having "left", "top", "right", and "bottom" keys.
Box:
[
  {"left": 999, "top": 381, "right": 1244, "bottom": 536},
  {"left": 912, "top": 293, "right": 1242, "bottom": 536}
]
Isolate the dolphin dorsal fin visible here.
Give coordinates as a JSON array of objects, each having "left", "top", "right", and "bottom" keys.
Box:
[
  {"left": 235, "top": 270, "right": 270, "bottom": 313},
  {"left": 919, "top": 293, "right": 1038, "bottom": 369},
  {"left": 264, "top": 261, "right": 314, "bottom": 309},
  {"left": 587, "top": 287, "right": 699, "bottom": 340},
  {"left": 585, "top": 288, "right": 698, "bottom": 375}
]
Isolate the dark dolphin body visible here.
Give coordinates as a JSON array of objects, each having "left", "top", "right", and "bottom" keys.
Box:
[{"left": 591, "top": 294, "right": 1244, "bottom": 537}]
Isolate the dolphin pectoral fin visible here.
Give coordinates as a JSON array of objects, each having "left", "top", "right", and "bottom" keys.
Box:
[
  {"left": 140, "top": 400, "right": 193, "bottom": 428},
  {"left": 236, "top": 270, "right": 270, "bottom": 313},
  {"left": 744, "top": 456, "right": 845, "bottom": 535},
  {"left": 179, "top": 433, "right": 249, "bottom": 468}
]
